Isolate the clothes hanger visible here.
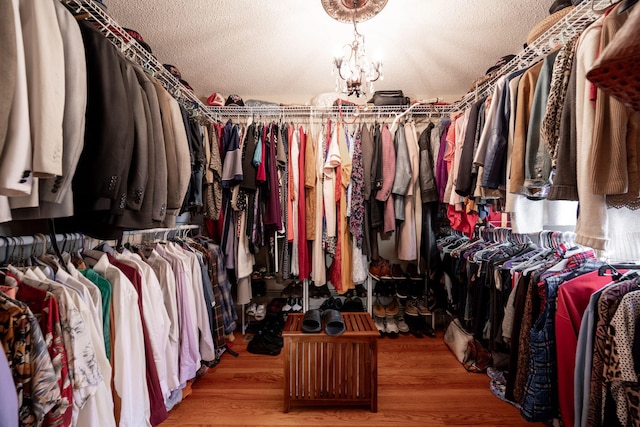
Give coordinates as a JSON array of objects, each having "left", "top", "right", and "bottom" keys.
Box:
[{"left": 618, "top": 0, "right": 638, "bottom": 12}]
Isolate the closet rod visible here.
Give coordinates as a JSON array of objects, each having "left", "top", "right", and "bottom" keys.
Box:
[
  {"left": 206, "top": 103, "right": 456, "bottom": 118},
  {"left": 453, "top": 0, "right": 607, "bottom": 112},
  {"left": 121, "top": 224, "right": 200, "bottom": 240},
  {"left": 0, "top": 232, "right": 85, "bottom": 264},
  {"left": 61, "top": 0, "right": 216, "bottom": 123}
]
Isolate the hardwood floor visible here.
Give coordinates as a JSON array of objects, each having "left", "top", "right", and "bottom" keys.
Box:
[{"left": 161, "top": 328, "right": 545, "bottom": 427}]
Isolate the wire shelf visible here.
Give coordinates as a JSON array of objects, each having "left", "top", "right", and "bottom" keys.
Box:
[{"left": 62, "top": 0, "right": 610, "bottom": 120}]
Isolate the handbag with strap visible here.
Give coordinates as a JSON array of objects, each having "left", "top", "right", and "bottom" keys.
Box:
[
  {"left": 586, "top": 3, "right": 640, "bottom": 112},
  {"left": 367, "top": 90, "right": 410, "bottom": 106}
]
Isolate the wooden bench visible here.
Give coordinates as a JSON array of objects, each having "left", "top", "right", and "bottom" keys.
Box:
[{"left": 281, "top": 312, "right": 378, "bottom": 413}]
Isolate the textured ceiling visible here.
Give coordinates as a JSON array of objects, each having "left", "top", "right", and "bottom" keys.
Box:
[{"left": 104, "top": 0, "right": 550, "bottom": 105}]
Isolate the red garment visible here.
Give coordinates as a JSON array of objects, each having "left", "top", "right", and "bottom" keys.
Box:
[
  {"left": 328, "top": 192, "right": 342, "bottom": 293},
  {"left": 16, "top": 279, "right": 73, "bottom": 427},
  {"left": 108, "top": 256, "right": 168, "bottom": 427},
  {"left": 555, "top": 270, "right": 612, "bottom": 427},
  {"left": 213, "top": 122, "right": 224, "bottom": 161},
  {"left": 297, "top": 126, "right": 310, "bottom": 279},
  {"left": 446, "top": 204, "right": 478, "bottom": 237},
  {"left": 256, "top": 125, "right": 267, "bottom": 182}
]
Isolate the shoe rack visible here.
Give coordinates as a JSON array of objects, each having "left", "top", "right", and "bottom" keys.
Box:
[
  {"left": 367, "top": 270, "right": 436, "bottom": 333},
  {"left": 304, "top": 278, "right": 371, "bottom": 313}
]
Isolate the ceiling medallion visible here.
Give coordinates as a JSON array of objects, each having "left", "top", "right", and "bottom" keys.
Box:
[{"left": 321, "top": 0, "right": 388, "bottom": 23}]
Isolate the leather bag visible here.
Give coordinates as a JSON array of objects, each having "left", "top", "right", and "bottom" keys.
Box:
[
  {"left": 368, "top": 90, "right": 410, "bottom": 106},
  {"left": 586, "top": 3, "right": 640, "bottom": 112}
]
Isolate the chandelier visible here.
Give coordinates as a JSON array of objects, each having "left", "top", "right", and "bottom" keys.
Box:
[{"left": 326, "top": 0, "right": 385, "bottom": 97}]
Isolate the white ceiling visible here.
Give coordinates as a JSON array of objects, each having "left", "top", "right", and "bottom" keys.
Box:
[{"left": 103, "top": 0, "right": 551, "bottom": 105}]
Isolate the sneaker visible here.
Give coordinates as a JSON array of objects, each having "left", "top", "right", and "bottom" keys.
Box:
[
  {"left": 246, "top": 302, "right": 257, "bottom": 317},
  {"left": 396, "top": 280, "right": 409, "bottom": 299},
  {"left": 396, "top": 316, "right": 410, "bottom": 334},
  {"left": 291, "top": 298, "right": 303, "bottom": 313},
  {"left": 385, "top": 317, "right": 399, "bottom": 337},
  {"left": 373, "top": 299, "right": 386, "bottom": 318},
  {"left": 386, "top": 297, "right": 400, "bottom": 317},
  {"left": 404, "top": 299, "right": 419, "bottom": 316},
  {"left": 255, "top": 304, "right": 266, "bottom": 321},
  {"left": 282, "top": 297, "right": 293, "bottom": 313},
  {"left": 417, "top": 298, "right": 431, "bottom": 316},
  {"left": 374, "top": 316, "right": 385, "bottom": 337}
]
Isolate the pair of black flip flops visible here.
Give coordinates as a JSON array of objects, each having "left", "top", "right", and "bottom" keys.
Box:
[{"left": 301, "top": 309, "right": 345, "bottom": 336}]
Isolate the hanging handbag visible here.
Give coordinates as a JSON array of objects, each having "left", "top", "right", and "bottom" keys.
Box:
[{"left": 586, "top": 3, "right": 640, "bottom": 112}]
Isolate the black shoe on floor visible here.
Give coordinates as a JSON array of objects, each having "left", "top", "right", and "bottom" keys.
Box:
[{"left": 405, "top": 316, "right": 424, "bottom": 339}]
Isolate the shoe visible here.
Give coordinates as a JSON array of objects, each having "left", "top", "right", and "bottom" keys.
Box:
[
  {"left": 405, "top": 299, "right": 419, "bottom": 317},
  {"left": 323, "top": 309, "right": 346, "bottom": 336},
  {"left": 341, "top": 297, "right": 354, "bottom": 312},
  {"left": 319, "top": 296, "right": 336, "bottom": 311},
  {"left": 391, "top": 264, "right": 404, "bottom": 278},
  {"left": 282, "top": 297, "right": 293, "bottom": 313},
  {"left": 355, "top": 283, "right": 367, "bottom": 297},
  {"left": 309, "top": 284, "right": 321, "bottom": 299},
  {"left": 405, "top": 316, "right": 424, "bottom": 338},
  {"left": 246, "top": 302, "right": 257, "bottom": 317},
  {"left": 291, "top": 298, "right": 303, "bottom": 313},
  {"left": 255, "top": 304, "right": 266, "bottom": 321},
  {"left": 396, "top": 316, "right": 410, "bottom": 334},
  {"left": 373, "top": 316, "right": 385, "bottom": 337},
  {"left": 416, "top": 315, "right": 436, "bottom": 338},
  {"left": 396, "top": 280, "right": 409, "bottom": 299},
  {"left": 373, "top": 299, "right": 386, "bottom": 318},
  {"left": 318, "top": 284, "right": 331, "bottom": 298},
  {"left": 281, "top": 281, "right": 295, "bottom": 298},
  {"left": 406, "top": 263, "right": 419, "bottom": 278},
  {"left": 417, "top": 298, "right": 431, "bottom": 316},
  {"left": 301, "top": 309, "right": 322, "bottom": 333},
  {"left": 385, "top": 317, "right": 399, "bottom": 337},
  {"left": 350, "top": 297, "right": 365, "bottom": 312},
  {"left": 377, "top": 258, "right": 392, "bottom": 277},
  {"left": 252, "top": 280, "right": 266, "bottom": 297},
  {"left": 292, "top": 281, "right": 304, "bottom": 298},
  {"left": 386, "top": 297, "right": 399, "bottom": 317}
]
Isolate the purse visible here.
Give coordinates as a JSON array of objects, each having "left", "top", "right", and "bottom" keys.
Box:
[
  {"left": 367, "top": 90, "right": 410, "bottom": 106},
  {"left": 443, "top": 318, "right": 473, "bottom": 364},
  {"left": 586, "top": 3, "right": 640, "bottom": 112},
  {"left": 443, "top": 317, "right": 492, "bottom": 373}
]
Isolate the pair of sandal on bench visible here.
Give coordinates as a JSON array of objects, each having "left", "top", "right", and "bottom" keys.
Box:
[{"left": 301, "top": 309, "right": 345, "bottom": 336}]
